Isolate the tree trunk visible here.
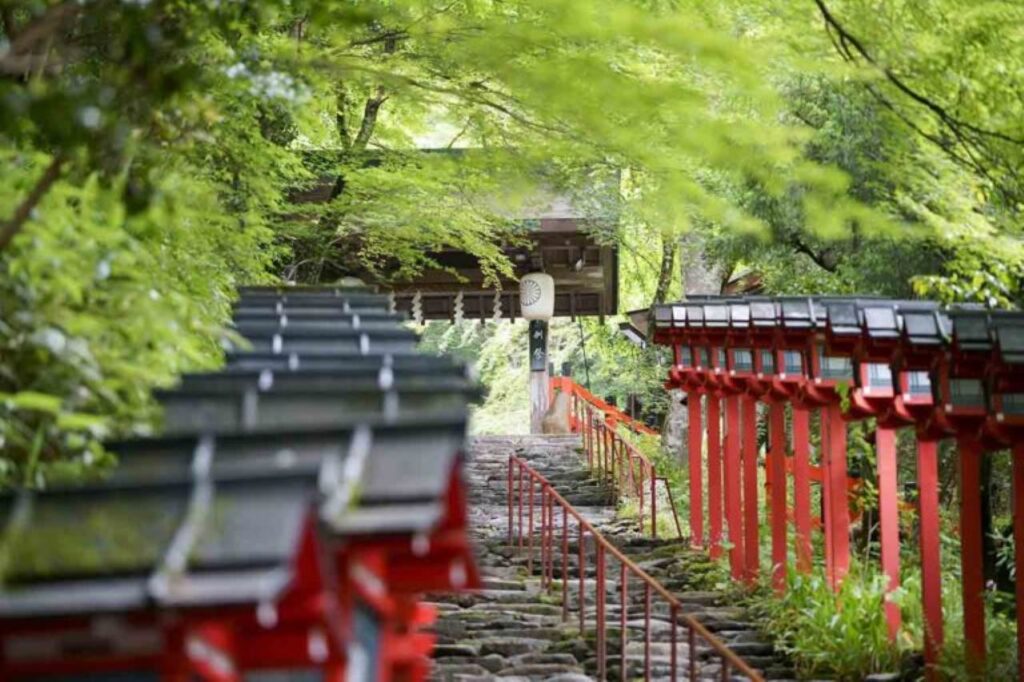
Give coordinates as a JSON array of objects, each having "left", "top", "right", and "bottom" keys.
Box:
[{"left": 663, "top": 230, "right": 724, "bottom": 463}]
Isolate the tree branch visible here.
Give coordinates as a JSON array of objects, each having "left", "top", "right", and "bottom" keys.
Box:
[
  {"left": 0, "top": 154, "right": 65, "bottom": 252},
  {"left": 353, "top": 87, "right": 387, "bottom": 150},
  {"left": 789, "top": 235, "right": 839, "bottom": 273},
  {"left": 335, "top": 86, "right": 352, "bottom": 150},
  {"left": 9, "top": 2, "right": 78, "bottom": 57},
  {"left": 814, "top": 0, "right": 1024, "bottom": 146}
]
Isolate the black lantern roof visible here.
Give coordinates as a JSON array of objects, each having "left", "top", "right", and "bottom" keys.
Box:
[
  {"left": 225, "top": 351, "right": 465, "bottom": 374},
  {"left": 727, "top": 300, "right": 751, "bottom": 329},
  {"left": 0, "top": 285, "right": 475, "bottom": 621},
  {"left": 894, "top": 301, "right": 947, "bottom": 346},
  {"left": 822, "top": 298, "right": 861, "bottom": 337},
  {"left": 777, "top": 297, "right": 819, "bottom": 330},
  {"left": 991, "top": 311, "right": 1024, "bottom": 365},
  {"left": 748, "top": 298, "right": 778, "bottom": 328},
  {"left": 948, "top": 306, "right": 994, "bottom": 352}
]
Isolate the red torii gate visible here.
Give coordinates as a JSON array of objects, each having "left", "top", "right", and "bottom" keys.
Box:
[{"left": 652, "top": 295, "right": 1024, "bottom": 678}]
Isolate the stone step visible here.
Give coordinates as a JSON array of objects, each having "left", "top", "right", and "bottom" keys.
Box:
[{"left": 430, "top": 435, "right": 799, "bottom": 681}]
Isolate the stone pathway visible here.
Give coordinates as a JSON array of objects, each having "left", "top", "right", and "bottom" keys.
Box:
[{"left": 427, "top": 435, "right": 796, "bottom": 681}]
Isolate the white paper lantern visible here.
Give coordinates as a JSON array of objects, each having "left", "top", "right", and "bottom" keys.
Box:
[{"left": 520, "top": 272, "right": 555, "bottom": 320}]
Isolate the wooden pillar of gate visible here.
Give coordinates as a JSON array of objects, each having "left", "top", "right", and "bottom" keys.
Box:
[
  {"left": 768, "top": 402, "right": 788, "bottom": 591},
  {"left": 707, "top": 396, "right": 723, "bottom": 559},
  {"left": 876, "top": 427, "right": 902, "bottom": 639},
  {"left": 959, "top": 438, "right": 987, "bottom": 674},
  {"left": 688, "top": 393, "right": 704, "bottom": 549},
  {"left": 792, "top": 407, "right": 813, "bottom": 572},
  {"left": 917, "top": 439, "right": 943, "bottom": 679},
  {"left": 742, "top": 397, "right": 760, "bottom": 582},
  {"left": 724, "top": 395, "right": 745, "bottom": 579},
  {"left": 529, "top": 320, "right": 549, "bottom": 434}
]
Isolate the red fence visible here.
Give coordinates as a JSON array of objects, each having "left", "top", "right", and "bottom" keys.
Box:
[
  {"left": 551, "top": 376, "right": 659, "bottom": 436},
  {"left": 554, "top": 377, "right": 681, "bottom": 538},
  {"left": 507, "top": 454, "right": 762, "bottom": 681}
]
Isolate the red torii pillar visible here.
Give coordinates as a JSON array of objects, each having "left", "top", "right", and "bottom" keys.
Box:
[
  {"left": 985, "top": 347, "right": 1024, "bottom": 675},
  {"left": 708, "top": 347, "right": 741, "bottom": 574},
  {"left": 668, "top": 345, "right": 706, "bottom": 550},
  {"left": 724, "top": 342, "right": 765, "bottom": 581},
  {"left": 771, "top": 347, "right": 815, "bottom": 576},
  {"left": 800, "top": 372, "right": 852, "bottom": 588},
  {"left": 747, "top": 346, "right": 789, "bottom": 591},
  {"left": 847, "top": 359, "right": 910, "bottom": 641},
  {"left": 929, "top": 351, "right": 989, "bottom": 674}
]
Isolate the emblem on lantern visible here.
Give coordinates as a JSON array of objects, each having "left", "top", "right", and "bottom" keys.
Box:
[{"left": 519, "top": 272, "right": 554, "bottom": 321}]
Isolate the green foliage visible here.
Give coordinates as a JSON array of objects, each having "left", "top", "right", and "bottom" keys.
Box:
[
  {"left": 757, "top": 564, "right": 908, "bottom": 680},
  {"left": 0, "top": 147, "right": 273, "bottom": 485}
]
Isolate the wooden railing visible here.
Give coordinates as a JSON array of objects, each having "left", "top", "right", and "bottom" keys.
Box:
[{"left": 550, "top": 376, "right": 659, "bottom": 436}]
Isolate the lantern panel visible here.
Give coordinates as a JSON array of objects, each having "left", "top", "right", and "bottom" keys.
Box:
[
  {"left": 863, "top": 362, "right": 893, "bottom": 390},
  {"left": 783, "top": 351, "right": 803, "bottom": 375},
  {"left": 949, "top": 378, "right": 985, "bottom": 409},
  {"left": 905, "top": 371, "right": 931, "bottom": 396},
  {"left": 732, "top": 349, "right": 754, "bottom": 373}
]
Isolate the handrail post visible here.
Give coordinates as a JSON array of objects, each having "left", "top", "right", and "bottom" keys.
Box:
[
  {"left": 518, "top": 466, "right": 525, "bottom": 550},
  {"left": 670, "top": 606, "right": 678, "bottom": 681},
  {"left": 539, "top": 486, "right": 548, "bottom": 588},
  {"left": 578, "top": 526, "right": 586, "bottom": 634},
  {"left": 527, "top": 477, "right": 535, "bottom": 573},
  {"left": 620, "top": 563, "right": 628, "bottom": 682},
  {"left": 650, "top": 464, "right": 658, "bottom": 538},
  {"left": 507, "top": 455, "right": 514, "bottom": 545},
  {"left": 562, "top": 505, "right": 569, "bottom": 622},
  {"left": 643, "top": 582, "right": 652, "bottom": 680},
  {"left": 688, "top": 625, "right": 696, "bottom": 681},
  {"left": 596, "top": 543, "right": 607, "bottom": 681}
]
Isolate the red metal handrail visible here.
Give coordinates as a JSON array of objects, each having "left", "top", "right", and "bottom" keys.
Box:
[
  {"left": 573, "top": 397, "right": 681, "bottom": 539},
  {"left": 507, "top": 454, "right": 764, "bottom": 681},
  {"left": 551, "top": 376, "right": 659, "bottom": 436}
]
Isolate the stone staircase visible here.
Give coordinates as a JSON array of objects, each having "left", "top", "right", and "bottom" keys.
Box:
[{"left": 426, "top": 435, "right": 796, "bottom": 681}]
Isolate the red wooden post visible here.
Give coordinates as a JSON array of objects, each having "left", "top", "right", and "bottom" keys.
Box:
[
  {"left": 708, "top": 396, "right": 723, "bottom": 559},
  {"left": 578, "top": 525, "right": 586, "bottom": 634},
  {"left": 562, "top": 505, "right": 569, "bottom": 623},
  {"left": 792, "top": 407, "right": 813, "bottom": 572},
  {"left": 959, "top": 438, "right": 987, "bottom": 674},
  {"left": 916, "top": 439, "right": 944, "bottom": 678},
  {"left": 688, "top": 393, "right": 704, "bottom": 549},
  {"left": 826, "top": 403, "right": 851, "bottom": 589},
  {"left": 620, "top": 563, "right": 628, "bottom": 682},
  {"left": 769, "top": 402, "right": 787, "bottom": 591},
  {"left": 876, "top": 427, "right": 901, "bottom": 640},
  {"left": 724, "top": 395, "right": 745, "bottom": 579},
  {"left": 821, "top": 407, "right": 834, "bottom": 583},
  {"left": 1012, "top": 443, "right": 1024, "bottom": 676},
  {"left": 650, "top": 462, "right": 658, "bottom": 538},
  {"left": 528, "top": 478, "right": 535, "bottom": 573},
  {"left": 596, "top": 543, "right": 607, "bottom": 680},
  {"left": 742, "top": 397, "right": 760, "bottom": 582},
  {"left": 508, "top": 458, "right": 514, "bottom": 545}
]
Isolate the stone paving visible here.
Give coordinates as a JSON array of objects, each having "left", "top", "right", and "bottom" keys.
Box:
[{"left": 426, "top": 435, "right": 797, "bottom": 682}]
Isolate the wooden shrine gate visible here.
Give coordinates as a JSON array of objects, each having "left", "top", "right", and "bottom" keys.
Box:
[{"left": 648, "top": 296, "right": 1024, "bottom": 679}]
